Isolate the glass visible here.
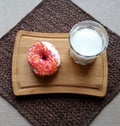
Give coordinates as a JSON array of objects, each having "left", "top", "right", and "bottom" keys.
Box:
[{"left": 69, "top": 20, "right": 109, "bottom": 65}]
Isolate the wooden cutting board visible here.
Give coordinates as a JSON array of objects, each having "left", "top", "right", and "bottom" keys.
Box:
[{"left": 12, "top": 31, "right": 108, "bottom": 97}]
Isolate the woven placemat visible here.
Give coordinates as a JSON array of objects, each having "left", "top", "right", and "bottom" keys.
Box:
[{"left": 0, "top": 0, "right": 120, "bottom": 126}]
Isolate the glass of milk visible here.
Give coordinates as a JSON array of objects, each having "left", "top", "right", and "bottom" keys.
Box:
[{"left": 69, "top": 20, "right": 109, "bottom": 65}]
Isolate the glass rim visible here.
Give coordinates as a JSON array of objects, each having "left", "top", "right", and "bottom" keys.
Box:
[{"left": 69, "top": 20, "right": 109, "bottom": 58}]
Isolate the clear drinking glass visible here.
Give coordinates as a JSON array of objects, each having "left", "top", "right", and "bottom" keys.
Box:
[{"left": 69, "top": 20, "right": 109, "bottom": 65}]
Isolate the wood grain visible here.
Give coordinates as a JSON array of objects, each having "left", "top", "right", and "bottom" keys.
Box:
[{"left": 12, "top": 31, "right": 108, "bottom": 97}]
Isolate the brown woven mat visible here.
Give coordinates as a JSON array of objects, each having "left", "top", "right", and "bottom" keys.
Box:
[{"left": 0, "top": 0, "right": 120, "bottom": 126}]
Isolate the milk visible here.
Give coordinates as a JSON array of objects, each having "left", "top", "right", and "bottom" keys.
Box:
[
  {"left": 69, "top": 20, "right": 109, "bottom": 65},
  {"left": 70, "top": 28, "right": 103, "bottom": 65},
  {"left": 71, "top": 28, "right": 103, "bottom": 56}
]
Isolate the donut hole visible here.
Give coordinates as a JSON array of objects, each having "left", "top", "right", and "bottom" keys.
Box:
[{"left": 42, "top": 55, "right": 47, "bottom": 60}]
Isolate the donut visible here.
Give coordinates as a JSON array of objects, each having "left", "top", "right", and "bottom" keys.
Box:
[{"left": 27, "top": 41, "right": 61, "bottom": 76}]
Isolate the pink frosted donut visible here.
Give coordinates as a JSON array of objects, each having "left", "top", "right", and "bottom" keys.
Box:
[{"left": 27, "top": 41, "right": 61, "bottom": 76}]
